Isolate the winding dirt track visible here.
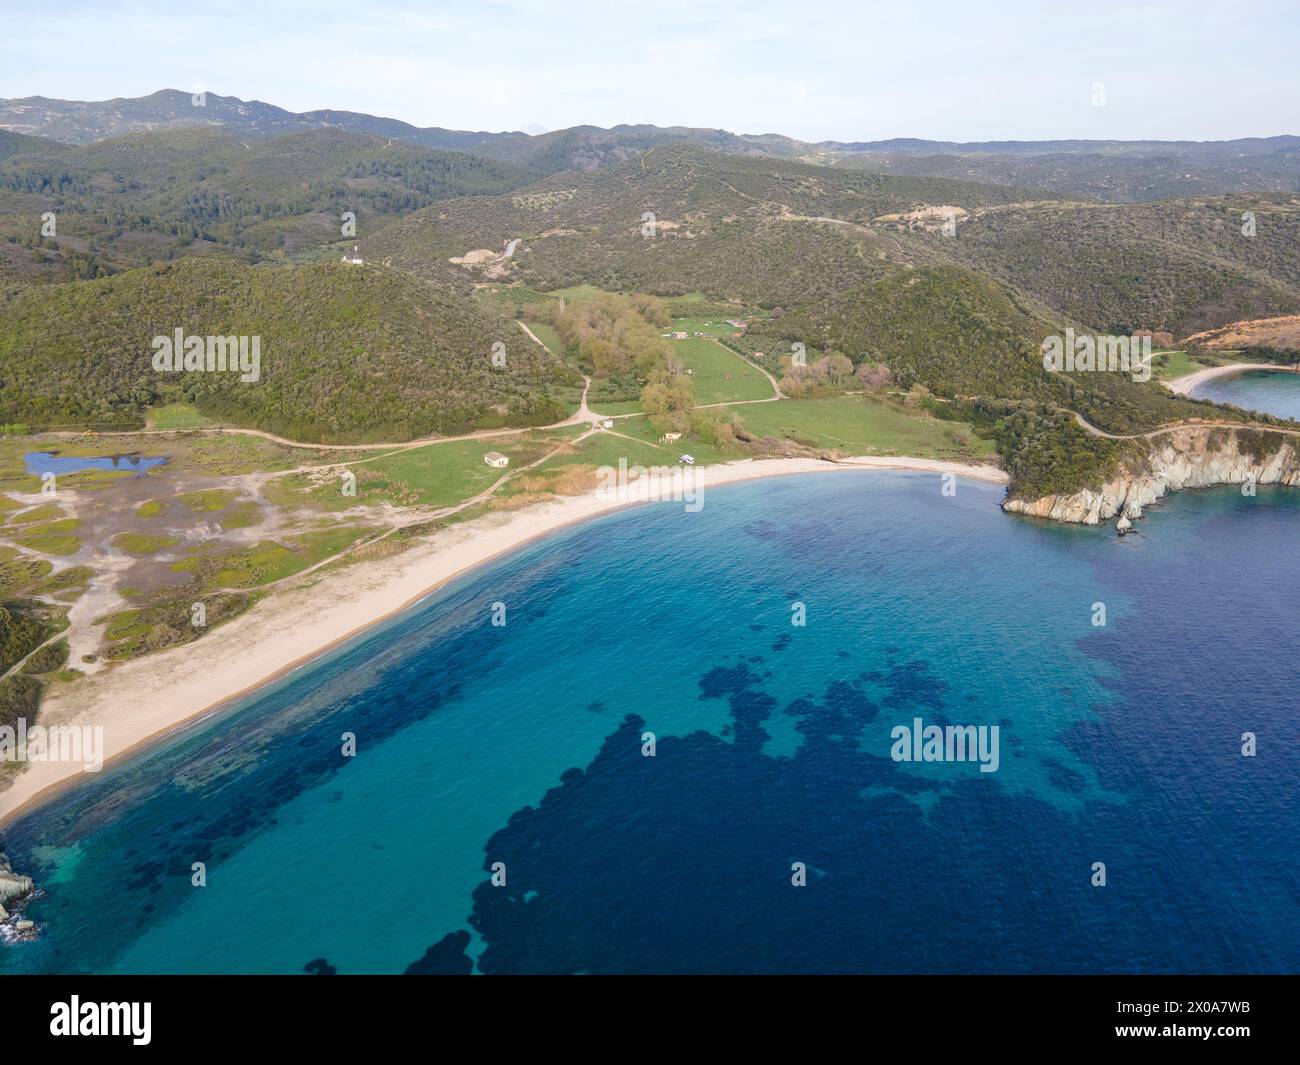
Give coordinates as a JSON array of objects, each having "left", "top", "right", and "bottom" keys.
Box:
[
  {"left": 1066, "top": 409, "right": 1300, "bottom": 442},
  {"left": 40, "top": 320, "right": 596, "bottom": 457}
]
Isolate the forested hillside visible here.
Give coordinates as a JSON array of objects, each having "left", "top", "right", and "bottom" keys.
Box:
[
  {"left": 366, "top": 145, "right": 1300, "bottom": 342},
  {"left": 0, "top": 127, "right": 537, "bottom": 282},
  {"left": 364, "top": 144, "right": 1031, "bottom": 305},
  {"left": 7, "top": 91, "right": 1297, "bottom": 200},
  {"left": 948, "top": 197, "right": 1300, "bottom": 336},
  {"left": 747, "top": 263, "right": 1225, "bottom": 496},
  {"left": 0, "top": 258, "right": 574, "bottom": 441},
  {"left": 827, "top": 138, "right": 1300, "bottom": 202}
]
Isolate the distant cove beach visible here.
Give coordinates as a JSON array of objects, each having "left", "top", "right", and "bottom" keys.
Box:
[
  {"left": 1164, "top": 361, "right": 1300, "bottom": 397},
  {"left": 0, "top": 453, "right": 1006, "bottom": 828}
]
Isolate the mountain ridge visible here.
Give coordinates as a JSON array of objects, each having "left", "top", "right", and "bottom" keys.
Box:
[{"left": 5, "top": 90, "right": 1296, "bottom": 199}]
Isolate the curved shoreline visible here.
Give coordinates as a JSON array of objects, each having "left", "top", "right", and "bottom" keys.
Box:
[
  {"left": 0, "top": 454, "right": 1006, "bottom": 829},
  {"left": 1164, "top": 361, "right": 1300, "bottom": 397}
]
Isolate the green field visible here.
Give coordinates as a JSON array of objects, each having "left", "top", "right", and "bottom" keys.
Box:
[
  {"left": 350, "top": 429, "right": 581, "bottom": 508},
  {"left": 673, "top": 337, "right": 774, "bottom": 404},
  {"left": 736, "top": 396, "right": 996, "bottom": 460},
  {"left": 670, "top": 316, "right": 746, "bottom": 338},
  {"left": 522, "top": 321, "right": 567, "bottom": 358},
  {"left": 1153, "top": 349, "right": 1226, "bottom": 380},
  {"left": 603, "top": 415, "right": 734, "bottom": 463},
  {"left": 586, "top": 400, "right": 643, "bottom": 416},
  {"left": 540, "top": 283, "right": 606, "bottom": 302},
  {"left": 148, "top": 403, "right": 215, "bottom": 430},
  {"left": 535, "top": 417, "right": 732, "bottom": 472}
]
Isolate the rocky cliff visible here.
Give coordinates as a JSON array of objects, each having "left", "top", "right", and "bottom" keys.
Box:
[
  {"left": 0, "top": 848, "right": 34, "bottom": 922},
  {"left": 1002, "top": 426, "right": 1300, "bottom": 531}
]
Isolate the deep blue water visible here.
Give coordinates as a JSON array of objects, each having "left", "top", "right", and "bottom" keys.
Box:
[
  {"left": 23, "top": 451, "right": 168, "bottom": 476},
  {"left": 1192, "top": 369, "right": 1300, "bottom": 421},
  {"left": 0, "top": 472, "right": 1296, "bottom": 974}
]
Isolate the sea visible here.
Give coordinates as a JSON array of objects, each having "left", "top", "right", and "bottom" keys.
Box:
[
  {"left": 1, "top": 471, "right": 1296, "bottom": 974},
  {"left": 1191, "top": 368, "right": 1300, "bottom": 422}
]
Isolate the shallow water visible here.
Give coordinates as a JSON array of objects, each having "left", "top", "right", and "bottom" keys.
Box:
[
  {"left": 1, "top": 472, "right": 1296, "bottom": 973},
  {"left": 1191, "top": 369, "right": 1300, "bottom": 421},
  {"left": 22, "top": 451, "right": 168, "bottom": 477}
]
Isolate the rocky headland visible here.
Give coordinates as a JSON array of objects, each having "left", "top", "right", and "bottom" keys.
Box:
[{"left": 1003, "top": 426, "right": 1300, "bottom": 532}]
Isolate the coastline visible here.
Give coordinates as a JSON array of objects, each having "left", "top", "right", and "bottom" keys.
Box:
[
  {"left": 1164, "top": 361, "right": 1300, "bottom": 397},
  {"left": 0, "top": 454, "right": 1006, "bottom": 829}
]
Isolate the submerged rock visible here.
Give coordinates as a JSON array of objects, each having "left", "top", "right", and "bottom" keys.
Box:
[{"left": 403, "top": 930, "right": 474, "bottom": 975}]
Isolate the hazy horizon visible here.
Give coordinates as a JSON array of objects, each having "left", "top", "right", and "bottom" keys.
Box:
[
  {"left": 7, "top": 84, "right": 1300, "bottom": 144},
  {"left": 4, "top": 0, "right": 1298, "bottom": 143}
]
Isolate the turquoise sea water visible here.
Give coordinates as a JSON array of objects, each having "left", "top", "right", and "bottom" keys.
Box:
[
  {"left": 1192, "top": 369, "right": 1300, "bottom": 421},
  {"left": 1, "top": 471, "right": 1296, "bottom": 973}
]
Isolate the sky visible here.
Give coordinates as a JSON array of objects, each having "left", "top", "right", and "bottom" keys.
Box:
[{"left": 4, "top": 0, "right": 1298, "bottom": 142}]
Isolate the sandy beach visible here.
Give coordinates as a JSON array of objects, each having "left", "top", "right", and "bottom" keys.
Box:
[
  {"left": 0, "top": 454, "right": 1006, "bottom": 828},
  {"left": 1164, "top": 361, "right": 1300, "bottom": 397}
]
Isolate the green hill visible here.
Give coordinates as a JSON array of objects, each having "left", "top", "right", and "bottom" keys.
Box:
[
  {"left": 747, "top": 263, "right": 1229, "bottom": 498},
  {"left": 827, "top": 139, "right": 1300, "bottom": 202},
  {"left": 364, "top": 143, "right": 1036, "bottom": 306},
  {"left": 752, "top": 263, "right": 1214, "bottom": 424},
  {"left": 750, "top": 265, "right": 1058, "bottom": 396},
  {"left": 0, "top": 258, "right": 575, "bottom": 441},
  {"left": 0, "top": 129, "right": 65, "bottom": 162},
  {"left": 948, "top": 197, "right": 1300, "bottom": 336},
  {"left": 0, "top": 127, "right": 537, "bottom": 281}
]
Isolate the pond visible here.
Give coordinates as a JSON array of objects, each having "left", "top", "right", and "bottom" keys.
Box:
[{"left": 22, "top": 451, "right": 169, "bottom": 477}]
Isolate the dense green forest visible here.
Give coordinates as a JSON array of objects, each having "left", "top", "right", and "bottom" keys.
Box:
[
  {"left": 949, "top": 198, "right": 1300, "bottom": 336},
  {"left": 0, "top": 127, "right": 537, "bottom": 282},
  {"left": 363, "top": 144, "right": 1028, "bottom": 305},
  {"left": 365, "top": 145, "right": 1300, "bottom": 343},
  {"left": 743, "top": 264, "right": 1262, "bottom": 496},
  {"left": 0, "top": 258, "right": 575, "bottom": 441}
]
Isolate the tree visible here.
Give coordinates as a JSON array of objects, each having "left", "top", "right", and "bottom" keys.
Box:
[{"left": 856, "top": 362, "right": 894, "bottom": 390}]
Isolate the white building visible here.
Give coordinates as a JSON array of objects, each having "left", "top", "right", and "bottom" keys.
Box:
[
  {"left": 483, "top": 451, "right": 509, "bottom": 468},
  {"left": 341, "top": 245, "right": 364, "bottom": 265}
]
